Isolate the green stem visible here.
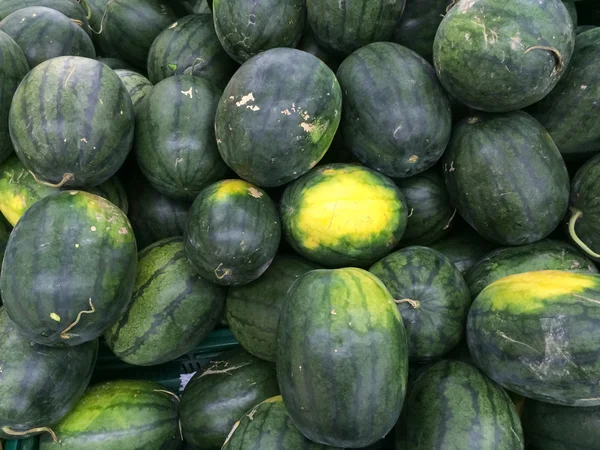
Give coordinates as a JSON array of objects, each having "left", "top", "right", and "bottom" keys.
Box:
[{"left": 568, "top": 208, "right": 600, "bottom": 258}]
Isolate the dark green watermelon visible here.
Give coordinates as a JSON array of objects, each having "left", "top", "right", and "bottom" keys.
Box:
[
  {"left": 226, "top": 254, "right": 320, "bottom": 362},
  {"left": 466, "top": 239, "right": 598, "bottom": 298},
  {"left": 0, "top": 0, "right": 90, "bottom": 35},
  {"left": 124, "top": 174, "right": 190, "bottom": 249},
  {"left": 135, "top": 75, "right": 228, "bottom": 201},
  {"left": 431, "top": 225, "right": 496, "bottom": 274},
  {"left": 96, "top": 0, "right": 179, "bottom": 69},
  {"left": 98, "top": 57, "right": 136, "bottom": 70},
  {"left": 86, "top": 0, "right": 117, "bottom": 57},
  {"left": 523, "top": 399, "right": 600, "bottom": 449},
  {"left": 369, "top": 246, "right": 471, "bottom": 362},
  {"left": 0, "top": 309, "right": 97, "bottom": 440},
  {"left": 114, "top": 69, "right": 153, "bottom": 110},
  {"left": 467, "top": 270, "right": 600, "bottom": 406},
  {"left": 0, "top": 31, "right": 28, "bottom": 164},
  {"left": 215, "top": 48, "right": 342, "bottom": 187},
  {"left": 277, "top": 268, "right": 408, "bottom": 448},
  {"left": 443, "top": 112, "right": 570, "bottom": 245},
  {"left": 105, "top": 237, "right": 226, "bottom": 366},
  {"left": 180, "top": 348, "right": 280, "bottom": 449},
  {"left": 0, "top": 7, "right": 95, "bottom": 68},
  {"left": 147, "top": 14, "right": 237, "bottom": 88},
  {"left": 568, "top": 153, "right": 600, "bottom": 260},
  {"left": 395, "top": 360, "right": 524, "bottom": 449},
  {"left": 38, "top": 380, "right": 181, "bottom": 449},
  {"left": 529, "top": 28, "right": 600, "bottom": 160},
  {"left": 9, "top": 56, "right": 135, "bottom": 187},
  {"left": 336, "top": 42, "right": 451, "bottom": 178},
  {"left": 1, "top": 191, "right": 137, "bottom": 346},
  {"left": 396, "top": 169, "right": 455, "bottom": 245},
  {"left": 185, "top": 179, "right": 280, "bottom": 285},
  {"left": 222, "top": 396, "right": 341, "bottom": 450},
  {"left": 306, "top": 0, "right": 406, "bottom": 57},
  {"left": 213, "top": 0, "right": 305, "bottom": 63},
  {"left": 392, "top": 0, "right": 452, "bottom": 62},
  {"left": 434, "top": 0, "right": 575, "bottom": 112}
]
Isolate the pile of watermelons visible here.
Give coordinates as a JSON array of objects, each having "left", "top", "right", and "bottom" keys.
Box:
[{"left": 1, "top": 0, "right": 600, "bottom": 448}]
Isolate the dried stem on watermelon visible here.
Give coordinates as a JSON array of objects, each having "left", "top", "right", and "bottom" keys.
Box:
[
  {"left": 569, "top": 208, "right": 600, "bottom": 258},
  {"left": 394, "top": 298, "right": 421, "bottom": 309},
  {"left": 2, "top": 426, "right": 57, "bottom": 442},
  {"left": 60, "top": 299, "right": 96, "bottom": 340}
]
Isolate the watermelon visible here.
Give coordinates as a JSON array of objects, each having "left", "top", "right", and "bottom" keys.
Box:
[
  {"left": 222, "top": 396, "right": 341, "bottom": 450},
  {"left": 180, "top": 348, "right": 280, "bottom": 448},
  {"left": 98, "top": 57, "right": 136, "bottom": 70},
  {"left": 568, "top": 153, "right": 600, "bottom": 259},
  {"left": 0, "top": 7, "right": 95, "bottom": 68},
  {"left": 369, "top": 246, "right": 471, "bottom": 362},
  {"left": 467, "top": 270, "right": 600, "bottom": 406},
  {"left": 306, "top": 0, "right": 407, "bottom": 57},
  {"left": 0, "top": 0, "right": 90, "bottom": 34},
  {"left": 530, "top": 29, "right": 600, "bottom": 160},
  {"left": 0, "top": 31, "right": 28, "bottom": 165},
  {"left": 396, "top": 169, "right": 455, "bottom": 245},
  {"left": 105, "top": 237, "right": 226, "bottom": 366},
  {"left": 95, "top": 0, "right": 179, "bottom": 69},
  {"left": 0, "top": 309, "right": 97, "bottom": 441},
  {"left": 185, "top": 179, "right": 280, "bottom": 285},
  {"left": 277, "top": 268, "right": 408, "bottom": 448},
  {"left": 523, "top": 399, "right": 600, "bottom": 449},
  {"left": 9, "top": 56, "right": 134, "bottom": 188},
  {"left": 1, "top": 191, "right": 137, "bottom": 346},
  {"left": 147, "top": 14, "right": 237, "bottom": 88},
  {"left": 135, "top": 75, "right": 228, "bottom": 201},
  {"left": 0, "top": 156, "right": 128, "bottom": 226},
  {"left": 215, "top": 48, "right": 342, "bottom": 187},
  {"left": 434, "top": 0, "right": 575, "bottom": 112},
  {"left": 281, "top": 164, "right": 407, "bottom": 268},
  {"left": 431, "top": 225, "right": 496, "bottom": 274},
  {"left": 226, "top": 254, "right": 320, "bottom": 362},
  {"left": 213, "top": 0, "right": 305, "bottom": 63},
  {"left": 336, "top": 42, "right": 451, "bottom": 179},
  {"left": 577, "top": 25, "right": 596, "bottom": 34},
  {"left": 392, "top": 0, "right": 452, "bottom": 62},
  {"left": 113, "top": 69, "right": 153, "bottom": 110},
  {"left": 38, "top": 380, "right": 181, "bottom": 449},
  {"left": 124, "top": 174, "right": 190, "bottom": 250},
  {"left": 395, "top": 360, "right": 524, "bottom": 449},
  {"left": 443, "top": 112, "right": 570, "bottom": 246},
  {"left": 466, "top": 239, "right": 598, "bottom": 298}
]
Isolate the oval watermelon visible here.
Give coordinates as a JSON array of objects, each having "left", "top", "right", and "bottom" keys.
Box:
[
  {"left": 434, "top": 0, "right": 575, "bottom": 112},
  {"left": 213, "top": 0, "right": 305, "bottom": 63},
  {"left": 226, "top": 254, "right": 320, "bottom": 362},
  {"left": 147, "top": 14, "right": 237, "bottom": 88},
  {"left": 9, "top": 56, "right": 135, "bottom": 188},
  {"left": 277, "top": 267, "right": 408, "bottom": 448},
  {"left": 180, "top": 348, "right": 280, "bottom": 448},
  {"left": 215, "top": 48, "right": 342, "bottom": 187},
  {"left": 105, "top": 237, "right": 226, "bottom": 366},
  {"left": 281, "top": 164, "right": 408, "bottom": 267},
  {"left": 0, "top": 308, "right": 97, "bottom": 440},
  {"left": 1, "top": 191, "right": 138, "bottom": 346},
  {"left": 38, "top": 380, "right": 181, "bottom": 449},
  {"left": 369, "top": 246, "right": 471, "bottom": 362},
  {"left": 443, "top": 112, "right": 570, "bottom": 246},
  {"left": 430, "top": 225, "right": 496, "bottom": 274},
  {"left": 135, "top": 75, "right": 229, "bottom": 201},
  {"left": 0, "top": 7, "right": 95, "bottom": 68},
  {"left": 467, "top": 270, "right": 600, "bottom": 406},
  {"left": 114, "top": 69, "right": 153, "bottom": 110},
  {"left": 0, "top": 31, "right": 28, "bottom": 164},
  {"left": 185, "top": 179, "right": 280, "bottom": 285},
  {"left": 336, "top": 42, "right": 451, "bottom": 178}
]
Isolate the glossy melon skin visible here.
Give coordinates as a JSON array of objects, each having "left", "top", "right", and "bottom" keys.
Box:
[
  {"left": 185, "top": 179, "right": 280, "bottom": 286},
  {"left": 277, "top": 268, "right": 408, "bottom": 448},
  {"left": 434, "top": 0, "right": 575, "bottom": 112},
  {"left": 9, "top": 56, "right": 135, "bottom": 188},
  {"left": 443, "top": 112, "right": 570, "bottom": 246},
  {"left": 1, "top": 191, "right": 138, "bottom": 347},
  {"left": 281, "top": 164, "right": 408, "bottom": 268},
  {"left": 215, "top": 48, "right": 342, "bottom": 187},
  {"left": 336, "top": 42, "right": 452, "bottom": 178}
]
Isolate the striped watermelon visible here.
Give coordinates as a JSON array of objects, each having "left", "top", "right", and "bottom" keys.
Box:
[
  {"left": 105, "top": 237, "right": 226, "bottom": 366},
  {"left": 9, "top": 56, "right": 135, "bottom": 188},
  {"left": 114, "top": 69, "right": 153, "bottom": 110},
  {"left": 0, "top": 0, "right": 90, "bottom": 35}
]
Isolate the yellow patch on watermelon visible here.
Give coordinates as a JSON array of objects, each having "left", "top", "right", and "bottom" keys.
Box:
[
  {"left": 0, "top": 191, "right": 28, "bottom": 226},
  {"left": 212, "top": 179, "right": 255, "bottom": 201}
]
